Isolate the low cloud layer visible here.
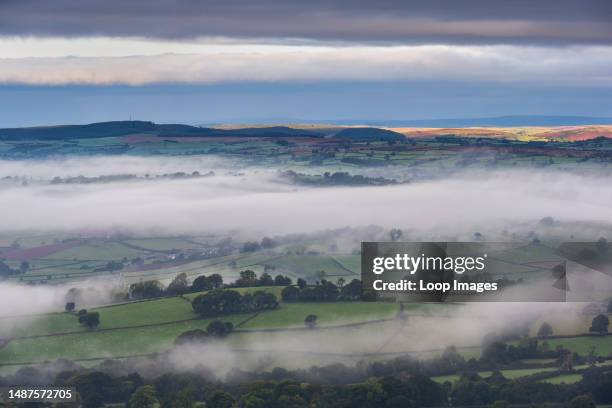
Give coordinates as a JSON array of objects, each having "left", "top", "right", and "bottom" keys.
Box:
[
  {"left": 0, "top": 156, "right": 611, "bottom": 239},
  {"left": 1, "top": 43, "right": 611, "bottom": 86}
]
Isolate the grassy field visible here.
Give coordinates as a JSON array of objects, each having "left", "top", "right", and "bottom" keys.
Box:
[
  {"left": 264, "top": 254, "right": 359, "bottom": 279},
  {"left": 0, "top": 317, "right": 245, "bottom": 364},
  {"left": 544, "top": 336, "right": 612, "bottom": 356},
  {"left": 432, "top": 367, "right": 559, "bottom": 383},
  {"left": 44, "top": 242, "right": 144, "bottom": 261},
  {"left": 123, "top": 238, "right": 204, "bottom": 251},
  {"left": 239, "top": 302, "right": 398, "bottom": 329},
  {"left": 541, "top": 373, "right": 583, "bottom": 384},
  {"left": 0, "top": 288, "right": 401, "bottom": 366}
]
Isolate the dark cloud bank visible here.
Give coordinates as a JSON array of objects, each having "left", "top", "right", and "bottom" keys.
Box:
[{"left": 1, "top": 0, "right": 611, "bottom": 44}]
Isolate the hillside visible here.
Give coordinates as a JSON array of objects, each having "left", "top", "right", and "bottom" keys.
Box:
[
  {"left": 0, "top": 121, "right": 320, "bottom": 141},
  {"left": 333, "top": 127, "right": 405, "bottom": 141}
]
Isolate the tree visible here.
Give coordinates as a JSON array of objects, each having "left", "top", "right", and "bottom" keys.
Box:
[
  {"left": 237, "top": 270, "right": 257, "bottom": 287},
  {"left": 258, "top": 272, "right": 274, "bottom": 286},
  {"left": 192, "top": 275, "right": 213, "bottom": 292},
  {"left": 129, "top": 280, "right": 164, "bottom": 299},
  {"left": 569, "top": 394, "right": 596, "bottom": 408},
  {"left": 596, "top": 237, "right": 609, "bottom": 254},
  {"left": 192, "top": 290, "right": 241, "bottom": 317},
  {"left": 336, "top": 277, "right": 345, "bottom": 288},
  {"left": 341, "top": 279, "right": 362, "bottom": 300},
  {"left": 241, "top": 241, "right": 261, "bottom": 253},
  {"left": 539, "top": 216, "right": 554, "bottom": 226},
  {"left": 65, "top": 302, "right": 75, "bottom": 313},
  {"left": 590, "top": 314, "right": 610, "bottom": 334},
  {"left": 166, "top": 272, "right": 188, "bottom": 295},
  {"left": 19, "top": 261, "right": 29, "bottom": 274},
  {"left": 206, "top": 320, "right": 234, "bottom": 338},
  {"left": 274, "top": 274, "right": 291, "bottom": 286},
  {"left": 304, "top": 314, "right": 318, "bottom": 329},
  {"left": 386, "top": 395, "right": 411, "bottom": 408},
  {"left": 208, "top": 273, "right": 223, "bottom": 288},
  {"left": 537, "top": 322, "right": 553, "bottom": 338},
  {"left": 261, "top": 237, "right": 276, "bottom": 249},
  {"left": 79, "top": 312, "right": 100, "bottom": 330},
  {"left": 253, "top": 291, "right": 279, "bottom": 309},
  {"left": 608, "top": 300, "right": 612, "bottom": 314},
  {"left": 129, "top": 385, "right": 159, "bottom": 408},
  {"left": 390, "top": 228, "right": 403, "bottom": 242},
  {"left": 297, "top": 278, "right": 307, "bottom": 289},
  {"left": 208, "top": 390, "right": 235, "bottom": 408},
  {"left": 168, "top": 388, "right": 196, "bottom": 408},
  {"left": 281, "top": 285, "right": 299, "bottom": 302},
  {"left": 174, "top": 329, "right": 209, "bottom": 345}
]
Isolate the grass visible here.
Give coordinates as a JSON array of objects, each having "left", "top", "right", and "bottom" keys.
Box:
[
  {"left": 332, "top": 255, "right": 361, "bottom": 274},
  {"left": 44, "top": 242, "right": 143, "bottom": 261},
  {"left": 265, "top": 255, "right": 357, "bottom": 279},
  {"left": 545, "top": 336, "right": 612, "bottom": 356},
  {"left": 432, "top": 367, "right": 558, "bottom": 383},
  {"left": 2, "top": 287, "right": 287, "bottom": 338},
  {"left": 239, "top": 302, "right": 399, "bottom": 329},
  {"left": 0, "top": 291, "right": 402, "bottom": 365},
  {"left": 124, "top": 238, "right": 202, "bottom": 251},
  {"left": 541, "top": 373, "right": 583, "bottom": 384},
  {"left": 0, "top": 316, "right": 245, "bottom": 364}
]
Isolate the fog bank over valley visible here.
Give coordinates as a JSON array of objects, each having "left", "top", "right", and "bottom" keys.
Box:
[{"left": 0, "top": 156, "right": 610, "bottom": 239}]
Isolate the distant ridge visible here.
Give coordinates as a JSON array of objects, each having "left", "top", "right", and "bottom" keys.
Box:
[
  {"left": 333, "top": 127, "right": 405, "bottom": 141},
  {"left": 317, "top": 115, "right": 612, "bottom": 128},
  {"left": 0, "top": 121, "right": 321, "bottom": 141},
  {"left": 206, "top": 115, "right": 612, "bottom": 128}
]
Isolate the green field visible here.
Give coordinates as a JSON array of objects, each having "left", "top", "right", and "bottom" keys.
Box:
[
  {"left": 543, "top": 336, "right": 612, "bottom": 356},
  {"left": 541, "top": 373, "right": 583, "bottom": 384},
  {"left": 240, "top": 301, "right": 398, "bottom": 329},
  {"left": 0, "top": 288, "right": 401, "bottom": 366},
  {"left": 45, "top": 242, "right": 144, "bottom": 261},
  {"left": 432, "top": 367, "right": 558, "bottom": 383}
]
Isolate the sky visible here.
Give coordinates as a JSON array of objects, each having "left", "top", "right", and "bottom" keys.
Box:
[{"left": 0, "top": 0, "right": 611, "bottom": 127}]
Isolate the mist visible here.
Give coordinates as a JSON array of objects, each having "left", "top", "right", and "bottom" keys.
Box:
[
  {"left": 0, "top": 156, "right": 610, "bottom": 240},
  {"left": 0, "top": 155, "right": 610, "bottom": 377}
]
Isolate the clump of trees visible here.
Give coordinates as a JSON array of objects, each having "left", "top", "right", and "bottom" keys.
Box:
[
  {"left": 0, "top": 259, "right": 21, "bottom": 278},
  {"left": 191, "top": 273, "right": 223, "bottom": 291},
  {"left": 537, "top": 322, "right": 553, "bottom": 338},
  {"left": 128, "top": 385, "right": 159, "bottom": 408},
  {"left": 165, "top": 272, "right": 188, "bottom": 295},
  {"left": 240, "top": 236, "right": 278, "bottom": 253},
  {"left": 304, "top": 314, "right": 318, "bottom": 329},
  {"left": 78, "top": 310, "right": 100, "bottom": 330},
  {"left": 65, "top": 302, "right": 76, "bottom": 313},
  {"left": 191, "top": 289, "right": 278, "bottom": 318},
  {"left": 123, "top": 269, "right": 291, "bottom": 302},
  {"left": 130, "top": 280, "right": 164, "bottom": 299},
  {"left": 281, "top": 169, "right": 397, "bottom": 186},
  {"left": 590, "top": 314, "right": 610, "bottom": 334},
  {"left": 232, "top": 270, "right": 292, "bottom": 288},
  {"left": 174, "top": 320, "right": 234, "bottom": 345},
  {"left": 9, "top": 334, "right": 612, "bottom": 408},
  {"left": 282, "top": 279, "right": 362, "bottom": 302}
]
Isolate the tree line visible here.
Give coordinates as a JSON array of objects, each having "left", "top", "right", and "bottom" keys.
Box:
[
  {"left": 281, "top": 278, "right": 362, "bottom": 302},
  {"left": 4, "top": 336, "right": 612, "bottom": 408},
  {"left": 191, "top": 289, "right": 279, "bottom": 318},
  {"left": 128, "top": 270, "right": 294, "bottom": 300}
]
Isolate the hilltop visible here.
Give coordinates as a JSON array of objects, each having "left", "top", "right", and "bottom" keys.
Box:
[{"left": 0, "top": 121, "right": 322, "bottom": 141}]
